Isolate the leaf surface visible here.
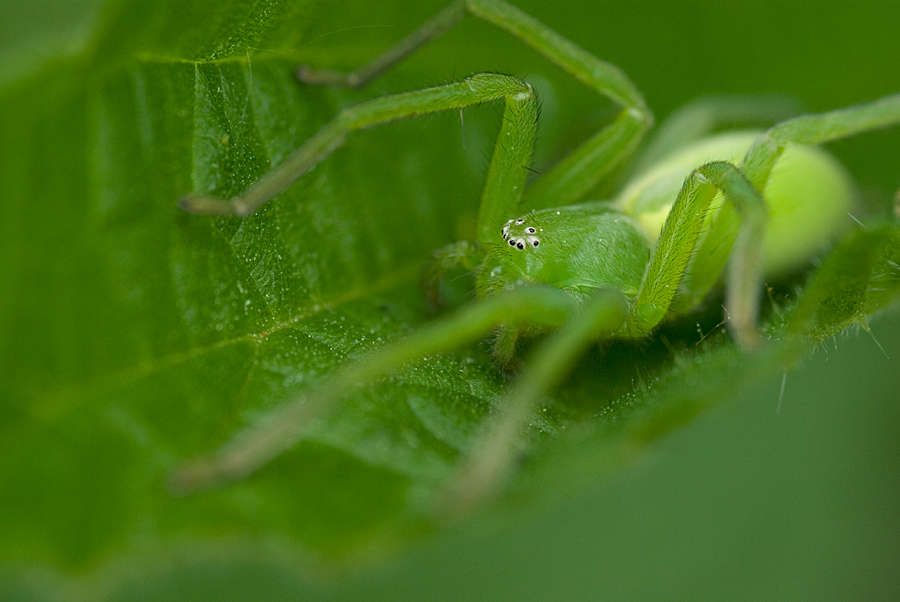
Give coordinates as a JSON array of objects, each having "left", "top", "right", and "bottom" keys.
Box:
[{"left": 2, "top": 0, "right": 899, "bottom": 599}]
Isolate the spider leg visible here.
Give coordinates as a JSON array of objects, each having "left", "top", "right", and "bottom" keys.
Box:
[
  {"left": 300, "top": 0, "right": 653, "bottom": 210},
  {"left": 742, "top": 93, "right": 900, "bottom": 189},
  {"left": 473, "top": 0, "right": 653, "bottom": 208},
  {"left": 169, "top": 285, "right": 578, "bottom": 494},
  {"left": 436, "top": 288, "right": 629, "bottom": 519},
  {"left": 296, "top": 1, "right": 469, "bottom": 90},
  {"left": 633, "top": 95, "right": 804, "bottom": 175},
  {"left": 629, "top": 161, "right": 766, "bottom": 347},
  {"left": 179, "top": 73, "right": 536, "bottom": 218}
]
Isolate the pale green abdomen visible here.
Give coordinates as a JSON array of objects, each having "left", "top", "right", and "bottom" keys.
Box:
[{"left": 615, "top": 132, "right": 856, "bottom": 277}]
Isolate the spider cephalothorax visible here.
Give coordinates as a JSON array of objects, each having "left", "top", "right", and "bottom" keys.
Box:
[{"left": 479, "top": 206, "right": 649, "bottom": 304}]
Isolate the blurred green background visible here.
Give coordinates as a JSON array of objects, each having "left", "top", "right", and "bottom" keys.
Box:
[{"left": 1, "top": 0, "right": 899, "bottom": 600}]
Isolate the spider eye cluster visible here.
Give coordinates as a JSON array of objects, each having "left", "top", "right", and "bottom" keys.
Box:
[{"left": 501, "top": 218, "right": 541, "bottom": 250}]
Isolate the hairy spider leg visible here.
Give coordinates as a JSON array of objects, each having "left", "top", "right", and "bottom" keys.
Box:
[
  {"left": 169, "top": 286, "right": 592, "bottom": 493},
  {"left": 628, "top": 161, "right": 765, "bottom": 347},
  {"left": 436, "top": 288, "right": 629, "bottom": 518},
  {"left": 180, "top": 73, "right": 536, "bottom": 218},
  {"left": 632, "top": 95, "right": 805, "bottom": 175},
  {"left": 744, "top": 94, "right": 900, "bottom": 190},
  {"left": 299, "top": 0, "right": 654, "bottom": 216}
]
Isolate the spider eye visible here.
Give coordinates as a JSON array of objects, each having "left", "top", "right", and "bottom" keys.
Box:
[
  {"left": 516, "top": 242, "right": 525, "bottom": 249},
  {"left": 526, "top": 227, "right": 536, "bottom": 233},
  {"left": 532, "top": 240, "right": 539, "bottom": 247},
  {"left": 509, "top": 240, "right": 516, "bottom": 246}
]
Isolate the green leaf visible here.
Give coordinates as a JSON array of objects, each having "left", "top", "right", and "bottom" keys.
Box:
[
  {"left": 2, "top": 0, "right": 900, "bottom": 599},
  {"left": 789, "top": 223, "right": 900, "bottom": 341}
]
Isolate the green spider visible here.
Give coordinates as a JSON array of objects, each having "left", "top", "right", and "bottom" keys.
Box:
[{"left": 174, "top": 0, "right": 900, "bottom": 514}]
